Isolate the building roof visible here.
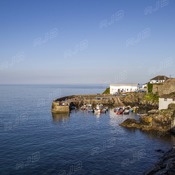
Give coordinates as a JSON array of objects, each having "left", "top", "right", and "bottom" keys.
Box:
[
  {"left": 150, "top": 75, "right": 169, "bottom": 81},
  {"left": 110, "top": 84, "right": 138, "bottom": 87},
  {"left": 160, "top": 92, "right": 175, "bottom": 99}
]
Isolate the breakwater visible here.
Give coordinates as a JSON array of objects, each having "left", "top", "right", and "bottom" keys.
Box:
[
  {"left": 51, "top": 92, "right": 159, "bottom": 113},
  {"left": 52, "top": 94, "right": 124, "bottom": 113}
]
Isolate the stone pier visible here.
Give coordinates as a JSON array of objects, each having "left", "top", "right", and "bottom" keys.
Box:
[{"left": 51, "top": 94, "right": 124, "bottom": 113}]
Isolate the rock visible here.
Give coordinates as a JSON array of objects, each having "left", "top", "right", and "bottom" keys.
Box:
[
  {"left": 139, "top": 114, "right": 148, "bottom": 117},
  {"left": 148, "top": 109, "right": 159, "bottom": 114},
  {"left": 167, "top": 169, "right": 175, "bottom": 175},
  {"left": 145, "top": 148, "right": 175, "bottom": 175},
  {"left": 140, "top": 116, "right": 153, "bottom": 125},
  {"left": 120, "top": 100, "right": 175, "bottom": 133},
  {"left": 155, "top": 149, "right": 165, "bottom": 154},
  {"left": 170, "top": 127, "right": 175, "bottom": 134},
  {"left": 119, "top": 118, "right": 141, "bottom": 128},
  {"left": 168, "top": 103, "right": 175, "bottom": 110}
]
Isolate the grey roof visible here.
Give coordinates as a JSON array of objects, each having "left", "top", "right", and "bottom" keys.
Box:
[
  {"left": 150, "top": 75, "right": 169, "bottom": 81},
  {"left": 110, "top": 84, "right": 138, "bottom": 86}
]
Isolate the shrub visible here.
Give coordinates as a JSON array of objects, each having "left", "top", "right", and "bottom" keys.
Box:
[
  {"left": 103, "top": 87, "right": 110, "bottom": 94},
  {"left": 147, "top": 83, "right": 153, "bottom": 93},
  {"left": 144, "top": 93, "right": 159, "bottom": 103}
]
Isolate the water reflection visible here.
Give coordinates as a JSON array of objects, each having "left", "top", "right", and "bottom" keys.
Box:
[
  {"left": 141, "top": 130, "right": 175, "bottom": 144},
  {"left": 109, "top": 108, "right": 137, "bottom": 127},
  {"left": 52, "top": 113, "right": 70, "bottom": 123},
  {"left": 94, "top": 113, "right": 101, "bottom": 118},
  {"left": 109, "top": 109, "right": 132, "bottom": 136}
]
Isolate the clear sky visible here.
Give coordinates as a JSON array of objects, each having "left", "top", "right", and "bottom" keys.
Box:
[{"left": 0, "top": 0, "right": 175, "bottom": 84}]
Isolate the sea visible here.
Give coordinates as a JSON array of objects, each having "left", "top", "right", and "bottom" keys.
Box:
[{"left": 0, "top": 84, "right": 175, "bottom": 175}]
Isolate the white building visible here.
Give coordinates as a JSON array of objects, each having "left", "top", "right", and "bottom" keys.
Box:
[
  {"left": 159, "top": 93, "right": 175, "bottom": 110},
  {"left": 141, "top": 83, "right": 147, "bottom": 89},
  {"left": 110, "top": 84, "right": 138, "bottom": 94},
  {"left": 138, "top": 83, "right": 147, "bottom": 90},
  {"left": 150, "top": 75, "right": 169, "bottom": 84}
]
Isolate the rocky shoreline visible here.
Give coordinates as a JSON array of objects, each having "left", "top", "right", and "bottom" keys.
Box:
[
  {"left": 120, "top": 104, "right": 175, "bottom": 135},
  {"left": 52, "top": 92, "right": 175, "bottom": 174},
  {"left": 144, "top": 147, "right": 175, "bottom": 175},
  {"left": 119, "top": 100, "right": 175, "bottom": 174}
]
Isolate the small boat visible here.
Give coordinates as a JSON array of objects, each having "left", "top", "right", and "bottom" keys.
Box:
[
  {"left": 93, "top": 104, "right": 102, "bottom": 115},
  {"left": 129, "top": 108, "right": 133, "bottom": 112},
  {"left": 101, "top": 108, "right": 107, "bottom": 113},
  {"left": 94, "top": 109, "right": 101, "bottom": 114},
  {"left": 87, "top": 108, "right": 93, "bottom": 112},
  {"left": 116, "top": 108, "right": 124, "bottom": 115},
  {"left": 114, "top": 108, "right": 119, "bottom": 112},
  {"left": 123, "top": 109, "right": 130, "bottom": 115}
]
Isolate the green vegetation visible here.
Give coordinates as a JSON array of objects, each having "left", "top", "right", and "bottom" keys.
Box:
[
  {"left": 144, "top": 93, "right": 159, "bottom": 103},
  {"left": 168, "top": 103, "right": 175, "bottom": 110},
  {"left": 147, "top": 83, "right": 153, "bottom": 93},
  {"left": 102, "top": 87, "right": 110, "bottom": 94}
]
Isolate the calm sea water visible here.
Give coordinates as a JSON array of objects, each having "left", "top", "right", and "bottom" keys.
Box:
[{"left": 0, "top": 85, "right": 175, "bottom": 175}]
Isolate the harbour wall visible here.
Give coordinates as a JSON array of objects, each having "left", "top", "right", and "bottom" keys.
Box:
[{"left": 52, "top": 94, "right": 124, "bottom": 113}]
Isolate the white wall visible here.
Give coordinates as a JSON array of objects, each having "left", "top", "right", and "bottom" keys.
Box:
[
  {"left": 140, "top": 84, "right": 147, "bottom": 89},
  {"left": 159, "top": 98, "right": 175, "bottom": 110},
  {"left": 110, "top": 85, "right": 138, "bottom": 94},
  {"left": 142, "top": 84, "right": 147, "bottom": 88}
]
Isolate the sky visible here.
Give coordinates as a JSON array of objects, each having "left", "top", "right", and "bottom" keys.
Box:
[{"left": 0, "top": 0, "right": 175, "bottom": 84}]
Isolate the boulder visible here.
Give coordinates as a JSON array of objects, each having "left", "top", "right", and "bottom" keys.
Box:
[
  {"left": 168, "top": 103, "right": 175, "bottom": 110},
  {"left": 148, "top": 109, "right": 159, "bottom": 114},
  {"left": 140, "top": 116, "right": 153, "bottom": 125},
  {"left": 145, "top": 148, "right": 175, "bottom": 175},
  {"left": 170, "top": 127, "right": 175, "bottom": 134},
  {"left": 119, "top": 119, "right": 140, "bottom": 128}
]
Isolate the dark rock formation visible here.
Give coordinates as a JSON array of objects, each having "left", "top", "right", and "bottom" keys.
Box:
[
  {"left": 121, "top": 92, "right": 159, "bottom": 110},
  {"left": 145, "top": 147, "right": 175, "bottom": 175},
  {"left": 120, "top": 105, "right": 175, "bottom": 133}
]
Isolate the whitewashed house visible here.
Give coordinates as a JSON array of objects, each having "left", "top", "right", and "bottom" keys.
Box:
[
  {"left": 150, "top": 75, "right": 169, "bottom": 84},
  {"left": 141, "top": 83, "right": 147, "bottom": 89},
  {"left": 159, "top": 93, "right": 175, "bottom": 110},
  {"left": 110, "top": 84, "right": 138, "bottom": 94},
  {"left": 138, "top": 83, "right": 147, "bottom": 90}
]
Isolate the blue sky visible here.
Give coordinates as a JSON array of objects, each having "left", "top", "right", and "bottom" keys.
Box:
[{"left": 0, "top": 0, "right": 175, "bottom": 84}]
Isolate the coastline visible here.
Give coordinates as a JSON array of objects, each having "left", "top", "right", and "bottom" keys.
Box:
[
  {"left": 145, "top": 147, "right": 175, "bottom": 175},
  {"left": 119, "top": 94, "right": 175, "bottom": 174},
  {"left": 52, "top": 92, "right": 175, "bottom": 174}
]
